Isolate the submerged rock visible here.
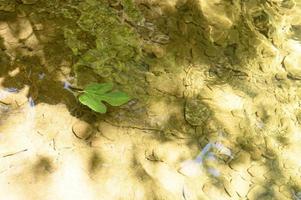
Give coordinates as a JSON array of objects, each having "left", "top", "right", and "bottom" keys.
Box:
[
  {"left": 184, "top": 99, "right": 211, "bottom": 126},
  {"left": 72, "top": 120, "right": 93, "bottom": 140},
  {"left": 284, "top": 54, "right": 301, "bottom": 80}
]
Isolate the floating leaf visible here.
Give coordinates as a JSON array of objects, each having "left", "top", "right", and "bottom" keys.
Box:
[
  {"left": 101, "top": 91, "right": 131, "bottom": 106},
  {"left": 78, "top": 82, "right": 131, "bottom": 113},
  {"left": 79, "top": 93, "right": 107, "bottom": 113}
]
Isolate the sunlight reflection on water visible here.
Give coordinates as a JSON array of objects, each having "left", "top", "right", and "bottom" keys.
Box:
[
  {"left": 0, "top": 88, "right": 18, "bottom": 100},
  {"left": 180, "top": 138, "right": 233, "bottom": 177}
]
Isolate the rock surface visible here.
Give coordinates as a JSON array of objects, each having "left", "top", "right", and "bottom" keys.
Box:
[{"left": 184, "top": 99, "right": 211, "bottom": 126}]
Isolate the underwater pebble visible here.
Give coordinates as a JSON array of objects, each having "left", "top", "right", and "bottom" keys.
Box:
[
  {"left": 283, "top": 53, "right": 301, "bottom": 80},
  {"left": 185, "top": 99, "right": 211, "bottom": 126},
  {"left": 72, "top": 121, "right": 93, "bottom": 140}
]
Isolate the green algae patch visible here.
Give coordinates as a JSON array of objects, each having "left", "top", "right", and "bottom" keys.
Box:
[
  {"left": 72, "top": 0, "right": 142, "bottom": 64},
  {"left": 61, "top": 0, "right": 146, "bottom": 98}
]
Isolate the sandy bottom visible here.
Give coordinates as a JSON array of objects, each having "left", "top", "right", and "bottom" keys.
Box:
[{"left": 1, "top": 0, "right": 301, "bottom": 200}]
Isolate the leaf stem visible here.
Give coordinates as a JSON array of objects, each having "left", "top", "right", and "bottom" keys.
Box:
[{"left": 69, "top": 86, "right": 84, "bottom": 92}]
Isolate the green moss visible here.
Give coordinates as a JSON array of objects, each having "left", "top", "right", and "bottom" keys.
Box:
[
  {"left": 74, "top": 0, "right": 142, "bottom": 65},
  {"left": 60, "top": 0, "right": 147, "bottom": 98},
  {"left": 63, "top": 28, "right": 88, "bottom": 55},
  {"left": 121, "top": 0, "right": 143, "bottom": 23}
]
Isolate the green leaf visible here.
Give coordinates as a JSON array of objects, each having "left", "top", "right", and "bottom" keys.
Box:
[
  {"left": 79, "top": 93, "right": 107, "bottom": 113},
  {"left": 85, "top": 82, "right": 113, "bottom": 94},
  {"left": 101, "top": 91, "right": 131, "bottom": 106},
  {"left": 78, "top": 82, "right": 131, "bottom": 113}
]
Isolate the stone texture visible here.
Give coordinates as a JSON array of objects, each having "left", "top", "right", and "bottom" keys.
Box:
[
  {"left": 72, "top": 120, "right": 93, "bottom": 139},
  {"left": 284, "top": 53, "right": 301, "bottom": 80},
  {"left": 184, "top": 99, "right": 211, "bottom": 126}
]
